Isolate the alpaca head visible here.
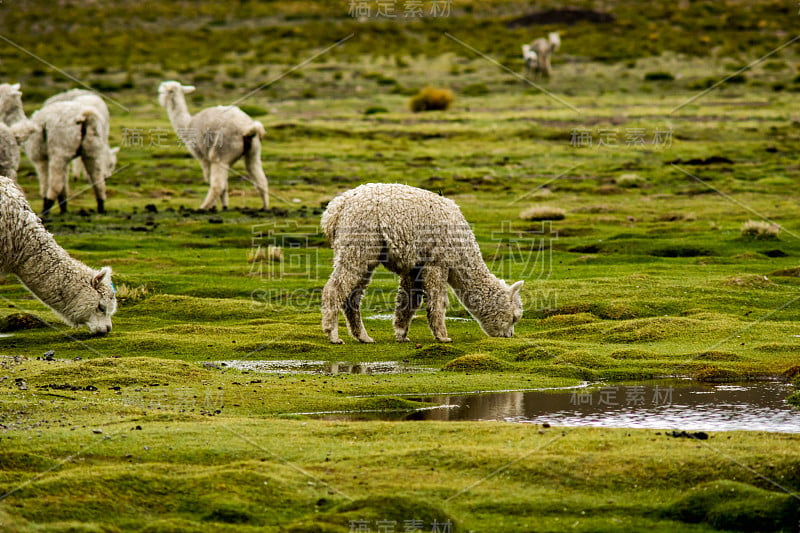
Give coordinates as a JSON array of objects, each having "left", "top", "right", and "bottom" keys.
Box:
[
  {"left": 522, "top": 44, "right": 537, "bottom": 62},
  {"left": 157, "top": 81, "right": 195, "bottom": 108},
  {"left": 477, "top": 280, "right": 524, "bottom": 338},
  {"left": 0, "top": 83, "right": 25, "bottom": 125},
  {"left": 548, "top": 32, "right": 561, "bottom": 52},
  {"left": 66, "top": 267, "right": 117, "bottom": 336}
]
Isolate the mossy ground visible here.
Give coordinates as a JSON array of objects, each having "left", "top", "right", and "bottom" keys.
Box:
[{"left": 1, "top": 1, "right": 800, "bottom": 531}]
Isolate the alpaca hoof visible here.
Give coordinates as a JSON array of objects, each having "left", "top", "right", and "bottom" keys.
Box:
[
  {"left": 435, "top": 337, "right": 452, "bottom": 343},
  {"left": 395, "top": 336, "right": 411, "bottom": 343},
  {"left": 329, "top": 338, "right": 344, "bottom": 345},
  {"left": 358, "top": 336, "right": 375, "bottom": 344}
]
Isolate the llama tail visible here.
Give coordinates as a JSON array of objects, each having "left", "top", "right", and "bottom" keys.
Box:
[
  {"left": 242, "top": 120, "right": 265, "bottom": 158},
  {"left": 245, "top": 120, "right": 265, "bottom": 139},
  {"left": 320, "top": 193, "right": 347, "bottom": 244}
]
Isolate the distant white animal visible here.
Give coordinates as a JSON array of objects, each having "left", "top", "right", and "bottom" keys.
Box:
[
  {"left": 528, "top": 32, "right": 561, "bottom": 78},
  {"left": 25, "top": 101, "right": 118, "bottom": 214},
  {"left": 158, "top": 81, "right": 270, "bottom": 210},
  {"left": 0, "top": 121, "right": 37, "bottom": 181},
  {"left": 0, "top": 176, "right": 116, "bottom": 335},
  {"left": 522, "top": 44, "right": 539, "bottom": 77},
  {"left": 321, "top": 183, "right": 524, "bottom": 344}
]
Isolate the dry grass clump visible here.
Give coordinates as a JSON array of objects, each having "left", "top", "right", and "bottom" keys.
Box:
[
  {"left": 520, "top": 205, "right": 566, "bottom": 221},
  {"left": 615, "top": 173, "right": 646, "bottom": 188},
  {"left": 247, "top": 245, "right": 283, "bottom": 263},
  {"left": 740, "top": 220, "right": 780, "bottom": 239},
  {"left": 409, "top": 86, "right": 453, "bottom": 112},
  {"left": 115, "top": 284, "right": 150, "bottom": 304}
]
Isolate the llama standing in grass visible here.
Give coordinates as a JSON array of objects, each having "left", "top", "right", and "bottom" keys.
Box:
[
  {"left": 321, "top": 183, "right": 524, "bottom": 344},
  {"left": 0, "top": 176, "right": 116, "bottom": 335},
  {"left": 0, "top": 121, "right": 37, "bottom": 181},
  {"left": 25, "top": 101, "right": 118, "bottom": 214},
  {"left": 157, "top": 81, "right": 270, "bottom": 210},
  {"left": 529, "top": 32, "right": 561, "bottom": 78},
  {"left": 43, "top": 89, "right": 112, "bottom": 181}
]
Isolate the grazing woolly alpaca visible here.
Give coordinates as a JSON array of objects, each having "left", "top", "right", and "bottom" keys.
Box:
[
  {"left": 529, "top": 32, "right": 561, "bottom": 78},
  {"left": 44, "top": 89, "right": 112, "bottom": 181},
  {"left": 321, "top": 183, "right": 524, "bottom": 344},
  {"left": 0, "top": 121, "right": 37, "bottom": 181},
  {"left": 157, "top": 81, "right": 269, "bottom": 210},
  {"left": 26, "top": 101, "right": 118, "bottom": 214},
  {"left": 522, "top": 44, "right": 539, "bottom": 78},
  {"left": 0, "top": 176, "right": 116, "bottom": 335}
]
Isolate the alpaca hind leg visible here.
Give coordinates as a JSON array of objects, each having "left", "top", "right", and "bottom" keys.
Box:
[
  {"left": 81, "top": 156, "right": 107, "bottom": 213},
  {"left": 394, "top": 267, "right": 424, "bottom": 342},
  {"left": 200, "top": 162, "right": 227, "bottom": 210},
  {"left": 32, "top": 159, "right": 49, "bottom": 204},
  {"left": 46, "top": 159, "right": 69, "bottom": 214},
  {"left": 244, "top": 136, "right": 269, "bottom": 209},
  {"left": 343, "top": 264, "right": 376, "bottom": 343},
  {"left": 422, "top": 266, "right": 451, "bottom": 342}
]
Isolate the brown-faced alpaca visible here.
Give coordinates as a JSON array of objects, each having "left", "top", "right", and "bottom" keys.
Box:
[
  {"left": 321, "top": 183, "right": 524, "bottom": 344},
  {"left": 157, "top": 81, "right": 269, "bottom": 210},
  {"left": 0, "top": 176, "right": 116, "bottom": 335}
]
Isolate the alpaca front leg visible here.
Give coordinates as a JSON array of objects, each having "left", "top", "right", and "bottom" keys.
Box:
[
  {"left": 200, "top": 162, "right": 227, "bottom": 210},
  {"left": 422, "top": 267, "right": 451, "bottom": 342},
  {"left": 244, "top": 137, "right": 270, "bottom": 209},
  {"left": 394, "top": 269, "right": 423, "bottom": 342},
  {"left": 322, "top": 276, "right": 345, "bottom": 344}
]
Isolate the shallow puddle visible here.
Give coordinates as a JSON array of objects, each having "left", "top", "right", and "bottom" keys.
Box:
[
  {"left": 214, "top": 359, "right": 433, "bottom": 375},
  {"left": 320, "top": 381, "right": 800, "bottom": 433}
]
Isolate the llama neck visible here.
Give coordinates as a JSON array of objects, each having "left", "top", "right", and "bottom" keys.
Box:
[
  {"left": 13, "top": 224, "right": 89, "bottom": 324},
  {"left": 165, "top": 93, "right": 192, "bottom": 131},
  {"left": 448, "top": 257, "right": 505, "bottom": 321}
]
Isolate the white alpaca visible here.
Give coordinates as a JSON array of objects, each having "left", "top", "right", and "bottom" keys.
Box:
[
  {"left": 157, "top": 81, "right": 269, "bottom": 210},
  {"left": 321, "top": 183, "right": 524, "bottom": 344},
  {"left": 0, "top": 83, "right": 27, "bottom": 126},
  {"left": 529, "top": 32, "right": 561, "bottom": 78},
  {"left": 43, "top": 89, "right": 111, "bottom": 181},
  {"left": 0, "top": 121, "right": 37, "bottom": 181},
  {"left": 522, "top": 44, "right": 539, "bottom": 78},
  {"left": 0, "top": 176, "right": 116, "bottom": 335},
  {"left": 25, "top": 101, "right": 118, "bottom": 214}
]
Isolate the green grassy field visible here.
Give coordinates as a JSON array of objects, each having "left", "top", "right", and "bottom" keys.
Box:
[{"left": 1, "top": 1, "right": 800, "bottom": 531}]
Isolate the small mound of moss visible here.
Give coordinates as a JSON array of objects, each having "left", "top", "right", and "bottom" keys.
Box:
[
  {"left": 0, "top": 451, "right": 59, "bottom": 472},
  {"left": 603, "top": 317, "right": 702, "bottom": 343},
  {"left": 542, "top": 312, "right": 598, "bottom": 327},
  {"left": 693, "top": 351, "right": 741, "bottom": 362},
  {"left": 443, "top": 353, "right": 510, "bottom": 372},
  {"left": 553, "top": 350, "right": 615, "bottom": 368},
  {"left": 515, "top": 343, "right": 566, "bottom": 361},
  {"left": 693, "top": 366, "right": 743, "bottom": 382},
  {"left": 202, "top": 502, "right": 253, "bottom": 524},
  {"left": 411, "top": 344, "right": 465, "bottom": 360},
  {"left": 755, "top": 343, "right": 800, "bottom": 353},
  {"left": 29, "top": 357, "right": 210, "bottom": 389},
  {"left": 769, "top": 266, "right": 800, "bottom": 277},
  {"left": 610, "top": 349, "right": 655, "bottom": 360},
  {"left": 663, "top": 480, "right": 799, "bottom": 532},
  {"left": 0, "top": 312, "right": 47, "bottom": 332},
  {"left": 235, "top": 340, "right": 324, "bottom": 355}
]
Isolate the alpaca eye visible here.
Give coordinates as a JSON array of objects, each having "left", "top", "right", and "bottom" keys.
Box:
[{"left": 98, "top": 304, "right": 107, "bottom": 313}]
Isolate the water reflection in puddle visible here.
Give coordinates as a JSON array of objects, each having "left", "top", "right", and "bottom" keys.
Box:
[
  {"left": 214, "top": 359, "right": 432, "bottom": 375},
  {"left": 316, "top": 381, "right": 800, "bottom": 433},
  {"left": 406, "top": 381, "right": 800, "bottom": 433}
]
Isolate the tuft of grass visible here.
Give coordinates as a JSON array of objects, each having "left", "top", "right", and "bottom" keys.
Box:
[
  {"left": 616, "top": 173, "right": 646, "bottom": 188},
  {"left": 409, "top": 87, "right": 453, "bottom": 112},
  {"left": 0, "top": 312, "right": 47, "bottom": 332},
  {"left": 443, "top": 353, "right": 510, "bottom": 371},
  {"left": 519, "top": 206, "right": 566, "bottom": 221},
  {"left": 115, "top": 283, "right": 151, "bottom": 304},
  {"left": 741, "top": 220, "right": 780, "bottom": 239}
]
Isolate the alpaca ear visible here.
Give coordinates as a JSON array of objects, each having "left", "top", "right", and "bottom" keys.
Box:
[
  {"left": 509, "top": 280, "right": 524, "bottom": 297},
  {"left": 92, "top": 267, "right": 112, "bottom": 289},
  {"left": 10, "top": 83, "right": 20, "bottom": 93},
  {"left": 182, "top": 85, "right": 196, "bottom": 94}
]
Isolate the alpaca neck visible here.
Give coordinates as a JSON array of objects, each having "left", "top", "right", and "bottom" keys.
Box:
[
  {"left": 448, "top": 257, "right": 504, "bottom": 321},
  {"left": 14, "top": 226, "right": 88, "bottom": 324},
  {"left": 165, "top": 94, "right": 192, "bottom": 131}
]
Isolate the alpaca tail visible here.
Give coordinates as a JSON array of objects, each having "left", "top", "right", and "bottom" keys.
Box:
[
  {"left": 320, "top": 193, "right": 347, "bottom": 244},
  {"left": 245, "top": 120, "right": 265, "bottom": 139}
]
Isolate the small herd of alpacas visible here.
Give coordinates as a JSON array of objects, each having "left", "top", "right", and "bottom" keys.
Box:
[{"left": 0, "top": 35, "right": 558, "bottom": 344}]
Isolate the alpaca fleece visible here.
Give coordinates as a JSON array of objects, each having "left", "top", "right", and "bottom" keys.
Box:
[
  {"left": 158, "top": 81, "right": 269, "bottom": 210},
  {"left": 0, "top": 176, "right": 116, "bottom": 334},
  {"left": 321, "top": 183, "right": 524, "bottom": 344}
]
